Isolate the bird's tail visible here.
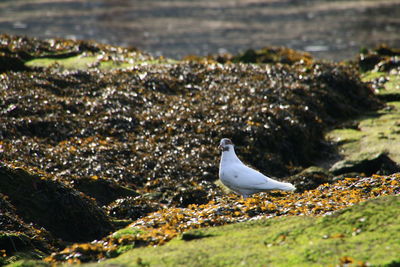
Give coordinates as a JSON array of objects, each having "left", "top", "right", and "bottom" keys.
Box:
[
  {"left": 279, "top": 182, "right": 296, "bottom": 191},
  {"left": 270, "top": 180, "right": 296, "bottom": 191}
]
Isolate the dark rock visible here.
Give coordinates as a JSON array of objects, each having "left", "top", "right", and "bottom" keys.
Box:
[
  {"left": 0, "top": 51, "right": 30, "bottom": 72},
  {"left": 358, "top": 45, "right": 400, "bottom": 72},
  {"left": 330, "top": 153, "right": 400, "bottom": 176},
  {"left": 73, "top": 177, "right": 138, "bottom": 206},
  {"left": 171, "top": 187, "right": 210, "bottom": 207},
  {"left": 286, "top": 166, "right": 333, "bottom": 192},
  {"left": 231, "top": 46, "right": 313, "bottom": 65},
  {"left": 0, "top": 164, "right": 114, "bottom": 242},
  {"left": 106, "top": 196, "right": 162, "bottom": 220},
  {"left": 0, "top": 194, "right": 57, "bottom": 257}
]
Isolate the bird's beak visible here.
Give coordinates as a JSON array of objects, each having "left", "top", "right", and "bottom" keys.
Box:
[{"left": 218, "top": 144, "right": 223, "bottom": 150}]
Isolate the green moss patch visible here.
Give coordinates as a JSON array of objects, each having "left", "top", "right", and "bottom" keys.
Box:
[
  {"left": 25, "top": 55, "right": 99, "bottom": 70},
  {"left": 101, "top": 196, "right": 400, "bottom": 267},
  {"left": 112, "top": 227, "right": 145, "bottom": 240},
  {"left": 25, "top": 54, "right": 176, "bottom": 70},
  {"left": 327, "top": 69, "right": 400, "bottom": 172},
  {"left": 327, "top": 105, "right": 400, "bottom": 163}
]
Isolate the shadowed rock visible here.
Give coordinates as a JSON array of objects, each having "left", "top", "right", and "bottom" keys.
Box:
[
  {"left": 0, "top": 164, "right": 114, "bottom": 242},
  {"left": 330, "top": 153, "right": 400, "bottom": 176}
]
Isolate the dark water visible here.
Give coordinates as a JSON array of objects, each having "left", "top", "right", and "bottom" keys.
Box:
[{"left": 1, "top": 0, "right": 400, "bottom": 61}]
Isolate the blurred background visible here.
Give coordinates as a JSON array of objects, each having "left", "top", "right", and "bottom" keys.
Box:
[{"left": 0, "top": 0, "right": 399, "bottom": 61}]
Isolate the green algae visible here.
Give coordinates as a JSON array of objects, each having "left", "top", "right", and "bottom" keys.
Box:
[
  {"left": 112, "top": 227, "right": 145, "bottom": 240},
  {"left": 6, "top": 260, "right": 50, "bottom": 267},
  {"left": 96, "top": 196, "right": 400, "bottom": 267},
  {"left": 25, "top": 55, "right": 99, "bottom": 70},
  {"left": 327, "top": 71, "right": 400, "bottom": 167},
  {"left": 25, "top": 54, "right": 176, "bottom": 70}
]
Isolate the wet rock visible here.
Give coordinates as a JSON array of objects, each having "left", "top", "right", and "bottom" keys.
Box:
[
  {"left": 0, "top": 164, "right": 114, "bottom": 242},
  {"left": 330, "top": 153, "right": 400, "bottom": 176}
]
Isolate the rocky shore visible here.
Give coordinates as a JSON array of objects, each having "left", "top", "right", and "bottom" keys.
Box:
[{"left": 0, "top": 34, "right": 399, "bottom": 266}]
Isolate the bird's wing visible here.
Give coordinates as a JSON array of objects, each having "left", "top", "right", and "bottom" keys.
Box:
[
  {"left": 224, "top": 163, "right": 274, "bottom": 190},
  {"left": 227, "top": 162, "right": 297, "bottom": 191}
]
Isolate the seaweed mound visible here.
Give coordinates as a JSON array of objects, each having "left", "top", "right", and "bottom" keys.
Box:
[
  {"left": 0, "top": 34, "right": 383, "bottom": 263},
  {"left": 232, "top": 47, "right": 314, "bottom": 65},
  {"left": 0, "top": 164, "right": 114, "bottom": 242},
  {"left": 0, "top": 194, "right": 56, "bottom": 260},
  {"left": 0, "top": 36, "right": 380, "bottom": 207}
]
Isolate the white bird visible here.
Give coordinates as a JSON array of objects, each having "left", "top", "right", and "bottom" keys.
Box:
[{"left": 218, "top": 138, "right": 296, "bottom": 199}]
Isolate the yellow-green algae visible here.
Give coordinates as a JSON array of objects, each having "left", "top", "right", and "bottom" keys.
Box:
[
  {"left": 93, "top": 196, "right": 400, "bottom": 267},
  {"left": 327, "top": 71, "right": 400, "bottom": 164},
  {"left": 25, "top": 54, "right": 176, "bottom": 70}
]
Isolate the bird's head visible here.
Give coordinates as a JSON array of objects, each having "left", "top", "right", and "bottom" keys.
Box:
[{"left": 218, "top": 138, "right": 234, "bottom": 152}]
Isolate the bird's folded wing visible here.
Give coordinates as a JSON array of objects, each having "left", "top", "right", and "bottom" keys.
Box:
[{"left": 225, "top": 164, "right": 272, "bottom": 189}]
